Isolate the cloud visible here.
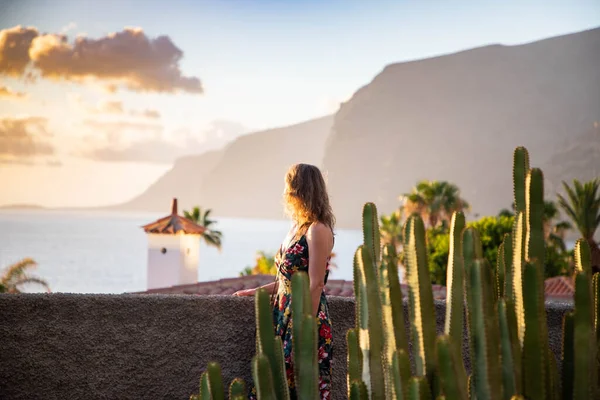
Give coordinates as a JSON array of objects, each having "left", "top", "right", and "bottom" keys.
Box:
[
  {"left": 78, "top": 119, "right": 248, "bottom": 164},
  {"left": 0, "top": 25, "right": 202, "bottom": 94},
  {"left": 95, "top": 100, "right": 124, "bottom": 114},
  {"left": 60, "top": 22, "right": 77, "bottom": 34},
  {"left": 132, "top": 109, "right": 161, "bottom": 119},
  {"left": 68, "top": 94, "right": 161, "bottom": 118},
  {"left": 0, "top": 26, "right": 39, "bottom": 77},
  {"left": 0, "top": 116, "right": 55, "bottom": 163},
  {"left": 0, "top": 85, "right": 26, "bottom": 99}
]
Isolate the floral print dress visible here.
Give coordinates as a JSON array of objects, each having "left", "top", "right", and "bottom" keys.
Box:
[{"left": 249, "top": 233, "right": 333, "bottom": 400}]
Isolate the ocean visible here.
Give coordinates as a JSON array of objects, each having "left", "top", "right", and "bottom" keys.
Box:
[{"left": 0, "top": 210, "right": 363, "bottom": 294}]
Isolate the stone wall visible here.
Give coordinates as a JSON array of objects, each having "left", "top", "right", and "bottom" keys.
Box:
[{"left": 0, "top": 294, "right": 572, "bottom": 400}]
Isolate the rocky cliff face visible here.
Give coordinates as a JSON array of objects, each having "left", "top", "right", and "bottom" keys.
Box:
[
  {"left": 115, "top": 28, "right": 599, "bottom": 229},
  {"left": 115, "top": 116, "right": 334, "bottom": 218},
  {"left": 200, "top": 115, "right": 333, "bottom": 220},
  {"left": 323, "top": 27, "right": 600, "bottom": 228}
]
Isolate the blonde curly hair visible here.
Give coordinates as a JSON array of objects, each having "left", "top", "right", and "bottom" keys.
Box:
[{"left": 283, "top": 163, "right": 335, "bottom": 234}]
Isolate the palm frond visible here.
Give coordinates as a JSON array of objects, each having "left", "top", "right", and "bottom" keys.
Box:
[
  {"left": 14, "top": 276, "right": 51, "bottom": 292},
  {"left": 1, "top": 258, "right": 37, "bottom": 285}
]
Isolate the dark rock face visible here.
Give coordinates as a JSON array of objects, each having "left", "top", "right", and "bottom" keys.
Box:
[{"left": 0, "top": 294, "right": 572, "bottom": 400}]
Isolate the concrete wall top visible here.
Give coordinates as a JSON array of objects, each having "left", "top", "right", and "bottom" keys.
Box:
[{"left": 0, "top": 294, "right": 573, "bottom": 400}]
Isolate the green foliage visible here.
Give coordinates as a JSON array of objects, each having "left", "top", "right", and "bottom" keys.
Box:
[
  {"left": 192, "top": 146, "right": 598, "bottom": 400},
  {"left": 467, "top": 215, "right": 515, "bottom": 270},
  {"left": 401, "top": 180, "right": 470, "bottom": 229},
  {"left": 240, "top": 251, "right": 276, "bottom": 276},
  {"left": 345, "top": 146, "right": 597, "bottom": 400},
  {"left": 183, "top": 206, "right": 223, "bottom": 250},
  {"left": 0, "top": 257, "right": 50, "bottom": 293}
]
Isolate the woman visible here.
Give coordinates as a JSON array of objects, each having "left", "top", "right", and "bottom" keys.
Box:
[{"left": 233, "top": 163, "right": 335, "bottom": 400}]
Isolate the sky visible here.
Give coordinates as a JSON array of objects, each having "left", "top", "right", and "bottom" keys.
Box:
[{"left": 1, "top": 0, "right": 599, "bottom": 208}]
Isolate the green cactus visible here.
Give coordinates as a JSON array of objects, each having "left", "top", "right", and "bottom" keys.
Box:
[
  {"left": 363, "top": 202, "right": 382, "bottom": 265},
  {"left": 467, "top": 259, "right": 502, "bottom": 400},
  {"left": 574, "top": 239, "right": 592, "bottom": 276},
  {"left": 444, "top": 212, "right": 466, "bottom": 363},
  {"left": 350, "top": 380, "right": 369, "bottom": 400},
  {"left": 353, "top": 247, "right": 371, "bottom": 388},
  {"left": 436, "top": 335, "right": 468, "bottom": 400},
  {"left": 392, "top": 349, "right": 412, "bottom": 400},
  {"left": 521, "top": 262, "right": 548, "bottom": 400},
  {"left": 525, "top": 168, "right": 545, "bottom": 271},
  {"left": 347, "top": 328, "right": 362, "bottom": 394},
  {"left": 404, "top": 213, "right": 438, "bottom": 397},
  {"left": 513, "top": 146, "right": 530, "bottom": 214},
  {"left": 561, "top": 312, "right": 575, "bottom": 400},
  {"left": 496, "top": 242, "right": 506, "bottom": 299},
  {"left": 594, "top": 272, "right": 600, "bottom": 381},
  {"left": 511, "top": 212, "right": 526, "bottom": 345},
  {"left": 255, "top": 288, "right": 289, "bottom": 400},
  {"left": 409, "top": 377, "right": 433, "bottom": 400},
  {"left": 467, "top": 375, "right": 474, "bottom": 400},
  {"left": 497, "top": 299, "right": 517, "bottom": 399},
  {"left": 206, "top": 362, "right": 225, "bottom": 400},
  {"left": 290, "top": 272, "right": 319, "bottom": 400},
  {"left": 199, "top": 371, "right": 210, "bottom": 400},
  {"left": 573, "top": 271, "right": 596, "bottom": 400},
  {"left": 357, "top": 244, "right": 386, "bottom": 399},
  {"left": 228, "top": 378, "right": 246, "bottom": 400},
  {"left": 381, "top": 242, "right": 410, "bottom": 399},
  {"left": 384, "top": 243, "right": 409, "bottom": 355},
  {"left": 252, "top": 353, "right": 276, "bottom": 400},
  {"left": 501, "top": 234, "right": 515, "bottom": 314}
]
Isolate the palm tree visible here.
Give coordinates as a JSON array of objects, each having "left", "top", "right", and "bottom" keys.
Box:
[
  {"left": 380, "top": 207, "right": 404, "bottom": 251},
  {"left": 183, "top": 206, "right": 223, "bottom": 250},
  {"left": 557, "top": 178, "right": 600, "bottom": 269},
  {"left": 0, "top": 258, "right": 51, "bottom": 293},
  {"left": 400, "top": 180, "right": 470, "bottom": 228}
]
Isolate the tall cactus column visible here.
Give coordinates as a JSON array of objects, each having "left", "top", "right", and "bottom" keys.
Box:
[{"left": 404, "top": 213, "right": 438, "bottom": 397}]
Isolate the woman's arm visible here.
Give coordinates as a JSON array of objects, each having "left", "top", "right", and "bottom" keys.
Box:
[
  {"left": 306, "top": 223, "right": 333, "bottom": 316},
  {"left": 232, "top": 281, "right": 278, "bottom": 296}
]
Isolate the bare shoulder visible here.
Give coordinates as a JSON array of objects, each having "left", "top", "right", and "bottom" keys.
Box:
[{"left": 306, "top": 222, "right": 333, "bottom": 245}]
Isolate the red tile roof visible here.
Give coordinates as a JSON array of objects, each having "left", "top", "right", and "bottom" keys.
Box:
[
  {"left": 544, "top": 275, "right": 575, "bottom": 300},
  {"left": 134, "top": 274, "right": 574, "bottom": 301},
  {"left": 141, "top": 198, "right": 206, "bottom": 235}
]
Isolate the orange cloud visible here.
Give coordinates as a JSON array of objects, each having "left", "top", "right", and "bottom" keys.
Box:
[
  {"left": 0, "top": 85, "right": 26, "bottom": 99},
  {"left": 0, "top": 25, "right": 202, "bottom": 94},
  {"left": 0, "top": 116, "right": 55, "bottom": 163},
  {"left": 0, "top": 26, "right": 39, "bottom": 77}
]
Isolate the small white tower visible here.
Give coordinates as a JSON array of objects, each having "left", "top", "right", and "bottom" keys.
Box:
[{"left": 141, "top": 198, "right": 205, "bottom": 290}]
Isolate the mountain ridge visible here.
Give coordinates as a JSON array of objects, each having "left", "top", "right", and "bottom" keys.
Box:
[{"left": 97, "top": 27, "right": 600, "bottom": 231}]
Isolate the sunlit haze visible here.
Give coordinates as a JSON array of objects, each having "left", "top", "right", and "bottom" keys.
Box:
[{"left": 1, "top": 0, "right": 599, "bottom": 207}]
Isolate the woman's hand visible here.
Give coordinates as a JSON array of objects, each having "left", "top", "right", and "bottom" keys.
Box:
[{"left": 232, "top": 288, "right": 256, "bottom": 297}]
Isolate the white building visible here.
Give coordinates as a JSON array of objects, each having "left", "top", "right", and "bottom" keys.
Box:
[{"left": 141, "top": 198, "right": 205, "bottom": 290}]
